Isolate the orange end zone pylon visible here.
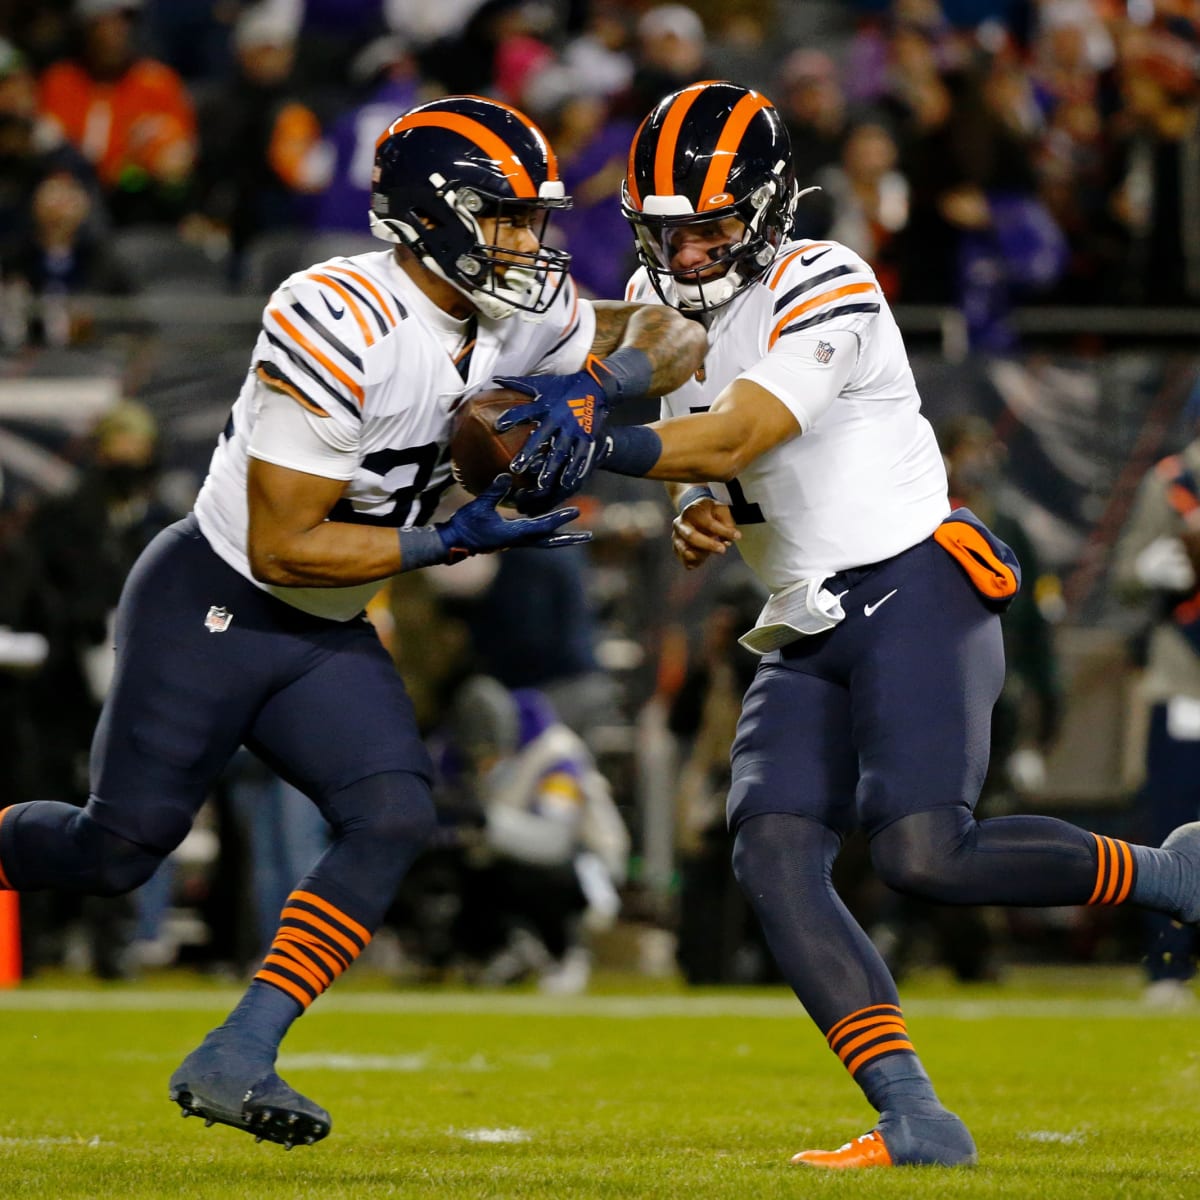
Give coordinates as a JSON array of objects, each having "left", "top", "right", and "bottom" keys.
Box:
[{"left": 0, "top": 889, "right": 21, "bottom": 987}]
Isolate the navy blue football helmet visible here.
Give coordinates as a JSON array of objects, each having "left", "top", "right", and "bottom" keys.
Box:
[
  {"left": 621, "top": 81, "right": 797, "bottom": 312},
  {"left": 371, "top": 95, "right": 572, "bottom": 319}
]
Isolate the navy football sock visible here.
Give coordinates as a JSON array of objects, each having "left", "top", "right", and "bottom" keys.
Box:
[
  {"left": 215, "top": 771, "right": 435, "bottom": 1052},
  {"left": 732, "top": 813, "right": 950, "bottom": 1116}
]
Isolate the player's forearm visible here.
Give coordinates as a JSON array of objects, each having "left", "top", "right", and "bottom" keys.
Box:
[
  {"left": 641, "top": 412, "right": 754, "bottom": 482},
  {"left": 590, "top": 301, "right": 707, "bottom": 396},
  {"left": 248, "top": 521, "right": 405, "bottom": 587}
]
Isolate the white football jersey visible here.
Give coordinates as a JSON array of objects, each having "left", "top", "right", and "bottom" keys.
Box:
[
  {"left": 194, "top": 249, "right": 595, "bottom": 621},
  {"left": 627, "top": 239, "right": 949, "bottom": 591}
]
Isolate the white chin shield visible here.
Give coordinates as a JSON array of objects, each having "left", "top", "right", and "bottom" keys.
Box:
[{"left": 671, "top": 268, "right": 744, "bottom": 311}]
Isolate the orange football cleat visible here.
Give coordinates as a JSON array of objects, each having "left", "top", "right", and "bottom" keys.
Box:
[{"left": 791, "top": 1130, "right": 894, "bottom": 1169}]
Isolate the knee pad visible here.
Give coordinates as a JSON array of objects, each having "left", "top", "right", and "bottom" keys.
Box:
[
  {"left": 69, "top": 810, "right": 165, "bottom": 896},
  {"left": 324, "top": 771, "right": 437, "bottom": 851}
]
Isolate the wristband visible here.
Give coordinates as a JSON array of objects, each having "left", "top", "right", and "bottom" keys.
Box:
[
  {"left": 598, "top": 423, "right": 663, "bottom": 477},
  {"left": 676, "top": 485, "right": 716, "bottom": 514},
  {"left": 397, "top": 525, "right": 450, "bottom": 572},
  {"left": 589, "top": 347, "right": 653, "bottom": 404}
]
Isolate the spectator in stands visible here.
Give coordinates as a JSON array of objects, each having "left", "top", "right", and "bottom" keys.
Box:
[
  {"left": 0, "top": 467, "right": 48, "bottom": 810},
  {"left": 526, "top": 86, "right": 639, "bottom": 301},
  {"left": 775, "top": 48, "right": 849, "bottom": 239},
  {"left": 308, "top": 35, "right": 421, "bottom": 236},
  {"left": 0, "top": 167, "right": 131, "bottom": 347},
  {"left": 184, "top": 5, "right": 330, "bottom": 280},
  {"left": 434, "top": 675, "right": 628, "bottom": 994},
  {"left": 1109, "top": 21, "right": 1200, "bottom": 305},
  {"left": 669, "top": 575, "right": 772, "bottom": 984},
  {"left": 0, "top": 35, "right": 101, "bottom": 244},
  {"left": 25, "top": 400, "right": 180, "bottom": 978},
  {"left": 38, "top": 0, "right": 196, "bottom": 226},
  {"left": 818, "top": 118, "right": 910, "bottom": 297},
  {"left": 622, "top": 4, "right": 713, "bottom": 121},
  {"left": 454, "top": 542, "right": 622, "bottom": 749},
  {"left": 1112, "top": 406, "right": 1200, "bottom": 1008}
]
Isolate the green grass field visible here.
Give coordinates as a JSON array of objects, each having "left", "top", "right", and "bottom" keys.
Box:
[{"left": 1, "top": 968, "right": 1198, "bottom": 1199}]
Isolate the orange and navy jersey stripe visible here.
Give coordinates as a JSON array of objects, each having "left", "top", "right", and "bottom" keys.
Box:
[
  {"left": 1087, "top": 834, "right": 1135, "bottom": 906},
  {"left": 377, "top": 99, "right": 557, "bottom": 196},
  {"left": 259, "top": 260, "right": 405, "bottom": 420},
  {"left": 767, "top": 247, "right": 881, "bottom": 349},
  {"left": 255, "top": 889, "right": 372, "bottom": 1009},
  {"left": 825, "top": 1004, "right": 915, "bottom": 1078}
]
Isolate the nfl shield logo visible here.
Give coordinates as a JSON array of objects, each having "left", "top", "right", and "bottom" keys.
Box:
[
  {"left": 204, "top": 605, "right": 233, "bottom": 633},
  {"left": 814, "top": 340, "right": 835, "bottom": 364}
]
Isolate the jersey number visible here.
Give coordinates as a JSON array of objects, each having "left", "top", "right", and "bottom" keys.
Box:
[
  {"left": 328, "top": 443, "right": 452, "bottom": 528},
  {"left": 689, "top": 406, "right": 765, "bottom": 525}
]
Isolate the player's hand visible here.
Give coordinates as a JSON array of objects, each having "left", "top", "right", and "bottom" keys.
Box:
[
  {"left": 493, "top": 363, "right": 613, "bottom": 498},
  {"left": 671, "top": 497, "right": 739, "bottom": 571},
  {"left": 436, "top": 474, "right": 591, "bottom": 560}
]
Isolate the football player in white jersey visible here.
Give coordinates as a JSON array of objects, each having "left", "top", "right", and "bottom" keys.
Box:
[
  {"left": 0, "top": 96, "right": 706, "bottom": 1148},
  {"left": 499, "top": 80, "right": 1200, "bottom": 1169}
]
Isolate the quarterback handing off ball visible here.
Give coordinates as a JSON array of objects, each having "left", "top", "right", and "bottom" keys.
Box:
[{"left": 450, "top": 387, "right": 537, "bottom": 495}]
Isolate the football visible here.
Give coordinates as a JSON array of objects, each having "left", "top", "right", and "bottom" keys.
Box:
[{"left": 450, "top": 387, "right": 538, "bottom": 495}]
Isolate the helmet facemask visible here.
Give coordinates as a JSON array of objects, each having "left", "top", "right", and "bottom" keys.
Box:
[
  {"left": 622, "top": 167, "right": 795, "bottom": 313},
  {"left": 372, "top": 172, "right": 571, "bottom": 320}
]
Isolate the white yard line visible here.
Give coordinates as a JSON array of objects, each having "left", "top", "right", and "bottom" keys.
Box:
[{"left": 0, "top": 989, "right": 1185, "bottom": 1019}]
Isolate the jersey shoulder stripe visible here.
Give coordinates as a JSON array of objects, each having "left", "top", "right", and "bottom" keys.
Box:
[
  {"left": 263, "top": 327, "right": 363, "bottom": 421},
  {"left": 324, "top": 262, "right": 407, "bottom": 331},
  {"left": 266, "top": 305, "right": 365, "bottom": 407},
  {"left": 766, "top": 241, "right": 881, "bottom": 349},
  {"left": 254, "top": 361, "right": 330, "bottom": 418},
  {"left": 292, "top": 299, "right": 364, "bottom": 371}
]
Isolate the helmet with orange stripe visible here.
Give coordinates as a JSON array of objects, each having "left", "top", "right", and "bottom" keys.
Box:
[
  {"left": 622, "top": 80, "right": 797, "bottom": 312},
  {"left": 370, "top": 95, "right": 571, "bottom": 320}
]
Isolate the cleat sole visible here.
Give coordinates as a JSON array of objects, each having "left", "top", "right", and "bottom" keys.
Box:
[{"left": 170, "top": 1084, "right": 330, "bottom": 1149}]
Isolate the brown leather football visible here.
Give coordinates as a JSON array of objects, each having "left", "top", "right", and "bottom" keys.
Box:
[{"left": 450, "top": 387, "right": 537, "bottom": 495}]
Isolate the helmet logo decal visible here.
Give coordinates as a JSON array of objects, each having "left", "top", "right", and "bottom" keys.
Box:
[{"left": 699, "top": 192, "right": 733, "bottom": 210}]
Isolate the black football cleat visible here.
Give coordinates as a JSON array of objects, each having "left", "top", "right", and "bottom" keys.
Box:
[{"left": 170, "top": 1046, "right": 331, "bottom": 1149}]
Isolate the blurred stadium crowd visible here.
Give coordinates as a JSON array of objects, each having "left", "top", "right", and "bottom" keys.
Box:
[{"left": 3, "top": 0, "right": 1200, "bottom": 997}]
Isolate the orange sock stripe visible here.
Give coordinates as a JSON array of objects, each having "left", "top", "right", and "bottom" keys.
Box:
[
  {"left": 292, "top": 889, "right": 371, "bottom": 945},
  {"left": 265, "top": 948, "right": 327, "bottom": 993},
  {"left": 255, "top": 968, "right": 314, "bottom": 1009},
  {"left": 833, "top": 1022, "right": 911, "bottom": 1065},
  {"left": 1112, "top": 839, "right": 1134, "bottom": 903},
  {"left": 845, "top": 1039, "right": 917, "bottom": 1077},
  {"left": 277, "top": 930, "right": 344, "bottom": 980},
  {"left": 279, "top": 906, "right": 361, "bottom": 960},
  {"left": 1087, "top": 833, "right": 1109, "bottom": 905},
  {"left": 825, "top": 1004, "right": 902, "bottom": 1044},
  {"left": 277, "top": 922, "right": 352, "bottom": 973},
  {"left": 0, "top": 807, "right": 12, "bottom": 890},
  {"left": 1087, "top": 835, "right": 1136, "bottom": 905},
  {"left": 828, "top": 1015, "right": 908, "bottom": 1055}
]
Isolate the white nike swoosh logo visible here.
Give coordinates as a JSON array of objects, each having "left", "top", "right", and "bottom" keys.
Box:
[{"left": 863, "top": 589, "right": 898, "bottom": 616}]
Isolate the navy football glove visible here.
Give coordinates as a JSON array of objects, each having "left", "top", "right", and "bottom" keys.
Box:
[
  {"left": 436, "top": 474, "right": 590, "bottom": 561},
  {"left": 493, "top": 357, "right": 616, "bottom": 499}
]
